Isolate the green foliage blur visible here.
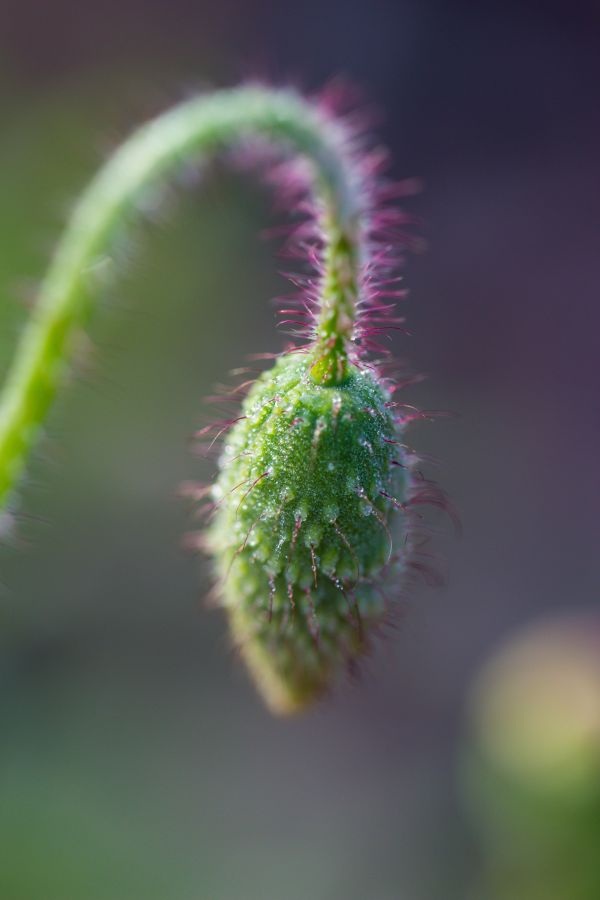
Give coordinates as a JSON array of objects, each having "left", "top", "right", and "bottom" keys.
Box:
[{"left": 2, "top": 2, "right": 599, "bottom": 896}]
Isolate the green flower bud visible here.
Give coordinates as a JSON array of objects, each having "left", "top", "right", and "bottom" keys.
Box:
[{"left": 207, "top": 354, "right": 411, "bottom": 714}]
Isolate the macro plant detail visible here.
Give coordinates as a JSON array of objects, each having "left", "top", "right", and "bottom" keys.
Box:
[{"left": 0, "top": 84, "right": 447, "bottom": 714}]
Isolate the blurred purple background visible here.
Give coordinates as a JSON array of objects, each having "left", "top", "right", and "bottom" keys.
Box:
[{"left": 0, "top": 2, "right": 599, "bottom": 898}]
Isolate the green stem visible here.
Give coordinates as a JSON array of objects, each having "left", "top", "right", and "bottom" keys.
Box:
[
  {"left": 0, "top": 86, "right": 365, "bottom": 513},
  {"left": 309, "top": 217, "right": 360, "bottom": 385}
]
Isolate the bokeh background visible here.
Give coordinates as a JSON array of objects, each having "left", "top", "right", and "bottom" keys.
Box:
[{"left": 1, "top": 2, "right": 599, "bottom": 898}]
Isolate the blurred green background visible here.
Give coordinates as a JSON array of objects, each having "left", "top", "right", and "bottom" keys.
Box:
[{"left": 1, "top": 2, "right": 599, "bottom": 898}]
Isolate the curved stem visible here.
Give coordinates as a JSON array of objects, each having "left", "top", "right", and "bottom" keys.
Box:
[{"left": 0, "top": 86, "right": 366, "bottom": 512}]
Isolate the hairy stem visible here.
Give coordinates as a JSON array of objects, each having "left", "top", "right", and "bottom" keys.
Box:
[{"left": 0, "top": 86, "right": 366, "bottom": 512}]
